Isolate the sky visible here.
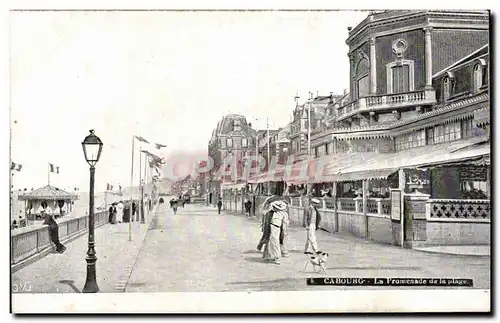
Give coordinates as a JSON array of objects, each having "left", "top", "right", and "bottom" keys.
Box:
[{"left": 10, "top": 10, "right": 368, "bottom": 192}]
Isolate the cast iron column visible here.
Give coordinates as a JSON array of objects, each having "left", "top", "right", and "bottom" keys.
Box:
[{"left": 83, "top": 165, "right": 99, "bottom": 293}]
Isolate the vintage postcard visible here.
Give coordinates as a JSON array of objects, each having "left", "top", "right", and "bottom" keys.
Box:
[{"left": 8, "top": 3, "right": 491, "bottom": 314}]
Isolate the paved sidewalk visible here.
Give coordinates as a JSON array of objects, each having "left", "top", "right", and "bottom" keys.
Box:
[
  {"left": 125, "top": 204, "right": 490, "bottom": 292},
  {"left": 11, "top": 205, "right": 161, "bottom": 293}
]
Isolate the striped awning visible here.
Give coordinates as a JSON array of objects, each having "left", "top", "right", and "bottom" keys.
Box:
[{"left": 336, "top": 137, "right": 490, "bottom": 182}]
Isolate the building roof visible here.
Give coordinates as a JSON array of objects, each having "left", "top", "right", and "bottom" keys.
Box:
[
  {"left": 433, "top": 44, "right": 489, "bottom": 78},
  {"left": 18, "top": 185, "right": 77, "bottom": 201}
]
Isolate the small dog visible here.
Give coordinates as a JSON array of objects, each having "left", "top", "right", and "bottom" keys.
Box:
[{"left": 303, "top": 252, "right": 329, "bottom": 274}]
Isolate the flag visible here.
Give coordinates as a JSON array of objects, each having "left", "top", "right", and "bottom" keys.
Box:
[
  {"left": 142, "top": 150, "right": 165, "bottom": 164},
  {"left": 155, "top": 143, "right": 167, "bottom": 149},
  {"left": 106, "top": 183, "right": 113, "bottom": 191},
  {"left": 49, "top": 163, "right": 60, "bottom": 173},
  {"left": 135, "top": 135, "right": 150, "bottom": 144},
  {"left": 11, "top": 162, "right": 22, "bottom": 172}
]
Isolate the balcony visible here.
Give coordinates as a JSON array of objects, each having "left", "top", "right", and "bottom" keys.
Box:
[{"left": 336, "top": 89, "right": 436, "bottom": 122}]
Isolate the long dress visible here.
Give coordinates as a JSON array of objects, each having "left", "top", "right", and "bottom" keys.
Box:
[
  {"left": 257, "top": 210, "right": 272, "bottom": 253},
  {"left": 116, "top": 203, "right": 124, "bottom": 222},
  {"left": 267, "top": 211, "right": 285, "bottom": 262}
]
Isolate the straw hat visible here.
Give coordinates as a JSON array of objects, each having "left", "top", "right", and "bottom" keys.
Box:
[{"left": 271, "top": 200, "right": 287, "bottom": 211}]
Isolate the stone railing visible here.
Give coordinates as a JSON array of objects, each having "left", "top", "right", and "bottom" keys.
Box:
[
  {"left": 426, "top": 199, "right": 490, "bottom": 221},
  {"left": 337, "top": 89, "right": 436, "bottom": 121},
  {"left": 11, "top": 211, "right": 109, "bottom": 266}
]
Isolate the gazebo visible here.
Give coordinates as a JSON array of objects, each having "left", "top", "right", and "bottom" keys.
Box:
[{"left": 18, "top": 185, "right": 78, "bottom": 221}]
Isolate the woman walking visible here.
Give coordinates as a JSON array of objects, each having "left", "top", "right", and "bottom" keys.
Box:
[
  {"left": 265, "top": 201, "right": 288, "bottom": 265},
  {"left": 42, "top": 211, "right": 66, "bottom": 253}
]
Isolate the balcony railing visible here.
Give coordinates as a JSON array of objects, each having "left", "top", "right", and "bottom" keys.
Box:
[{"left": 337, "top": 89, "right": 436, "bottom": 121}]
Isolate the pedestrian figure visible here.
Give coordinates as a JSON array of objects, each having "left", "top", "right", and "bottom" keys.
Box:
[
  {"left": 264, "top": 201, "right": 287, "bottom": 265},
  {"left": 42, "top": 211, "right": 66, "bottom": 253},
  {"left": 257, "top": 204, "right": 272, "bottom": 254},
  {"left": 244, "top": 199, "right": 252, "bottom": 216},
  {"left": 303, "top": 198, "right": 322, "bottom": 255},
  {"left": 217, "top": 199, "right": 222, "bottom": 214},
  {"left": 112, "top": 203, "right": 118, "bottom": 223},
  {"left": 108, "top": 205, "right": 114, "bottom": 223},
  {"left": 172, "top": 199, "right": 178, "bottom": 215},
  {"left": 132, "top": 201, "right": 137, "bottom": 220},
  {"left": 12, "top": 220, "right": 18, "bottom": 230}
]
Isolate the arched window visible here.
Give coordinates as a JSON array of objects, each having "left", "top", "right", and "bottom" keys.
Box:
[
  {"left": 355, "top": 55, "right": 370, "bottom": 99},
  {"left": 473, "top": 64, "right": 483, "bottom": 91}
]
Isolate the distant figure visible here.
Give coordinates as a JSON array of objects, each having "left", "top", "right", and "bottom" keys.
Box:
[
  {"left": 159, "top": 197, "right": 164, "bottom": 204},
  {"left": 244, "top": 199, "right": 252, "bottom": 216},
  {"left": 132, "top": 202, "right": 137, "bottom": 219},
  {"left": 12, "top": 220, "right": 18, "bottom": 230},
  {"left": 172, "top": 199, "right": 178, "bottom": 215},
  {"left": 217, "top": 199, "right": 222, "bottom": 214},
  {"left": 182, "top": 198, "right": 186, "bottom": 208},
  {"left": 108, "top": 205, "right": 114, "bottom": 223},
  {"left": 116, "top": 201, "right": 124, "bottom": 223},
  {"left": 42, "top": 211, "right": 66, "bottom": 253}
]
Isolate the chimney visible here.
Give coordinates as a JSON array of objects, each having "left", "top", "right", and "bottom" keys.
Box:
[
  {"left": 248, "top": 122, "right": 252, "bottom": 128},
  {"left": 329, "top": 92, "right": 333, "bottom": 103},
  {"left": 343, "top": 88, "right": 348, "bottom": 96}
]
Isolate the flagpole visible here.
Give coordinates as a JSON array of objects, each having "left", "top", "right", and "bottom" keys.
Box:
[
  {"left": 129, "top": 136, "right": 135, "bottom": 241},
  {"left": 138, "top": 145, "right": 142, "bottom": 222},
  {"left": 48, "top": 163, "right": 50, "bottom": 186}
]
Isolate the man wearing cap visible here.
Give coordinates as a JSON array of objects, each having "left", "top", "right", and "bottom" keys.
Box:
[{"left": 303, "top": 197, "right": 322, "bottom": 255}]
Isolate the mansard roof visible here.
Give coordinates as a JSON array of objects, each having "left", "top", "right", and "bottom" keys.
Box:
[{"left": 433, "top": 44, "right": 489, "bottom": 78}]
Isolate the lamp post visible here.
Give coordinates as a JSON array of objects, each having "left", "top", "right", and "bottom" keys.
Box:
[
  {"left": 140, "top": 179, "right": 145, "bottom": 224},
  {"left": 81, "top": 129, "right": 103, "bottom": 293}
]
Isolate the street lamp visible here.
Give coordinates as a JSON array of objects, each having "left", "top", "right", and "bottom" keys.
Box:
[
  {"left": 81, "top": 129, "right": 103, "bottom": 293},
  {"left": 140, "top": 179, "right": 145, "bottom": 224}
]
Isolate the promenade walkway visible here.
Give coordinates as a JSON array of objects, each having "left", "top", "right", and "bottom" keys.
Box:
[
  {"left": 11, "top": 205, "right": 161, "bottom": 294},
  {"left": 125, "top": 204, "right": 490, "bottom": 292}
]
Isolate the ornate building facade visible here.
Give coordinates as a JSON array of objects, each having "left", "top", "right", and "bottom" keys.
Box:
[{"left": 205, "top": 114, "right": 258, "bottom": 199}]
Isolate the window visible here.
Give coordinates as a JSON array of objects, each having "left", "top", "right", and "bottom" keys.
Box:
[
  {"left": 357, "top": 75, "right": 370, "bottom": 98},
  {"left": 392, "top": 65, "right": 410, "bottom": 93},
  {"left": 386, "top": 60, "right": 415, "bottom": 94},
  {"left": 242, "top": 138, "right": 248, "bottom": 148},
  {"left": 443, "top": 77, "right": 452, "bottom": 101},
  {"left": 395, "top": 130, "right": 426, "bottom": 151},
  {"left": 433, "top": 122, "right": 461, "bottom": 144},
  {"left": 354, "top": 56, "right": 370, "bottom": 99},
  {"left": 473, "top": 64, "right": 483, "bottom": 91},
  {"left": 226, "top": 137, "right": 233, "bottom": 148},
  {"left": 426, "top": 128, "right": 434, "bottom": 145},
  {"left": 461, "top": 119, "right": 473, "bottom": 138}
]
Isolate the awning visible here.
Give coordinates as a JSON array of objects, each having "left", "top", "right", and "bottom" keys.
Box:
[
  {"left": 309, "top": 152, "right": 380, "bottom": 183},
  {"left": 474, "top": 107, "right": 490, "bottom": 127},
  {"left": 336, "top": 136, "right": 490, "bottom": 182}
]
